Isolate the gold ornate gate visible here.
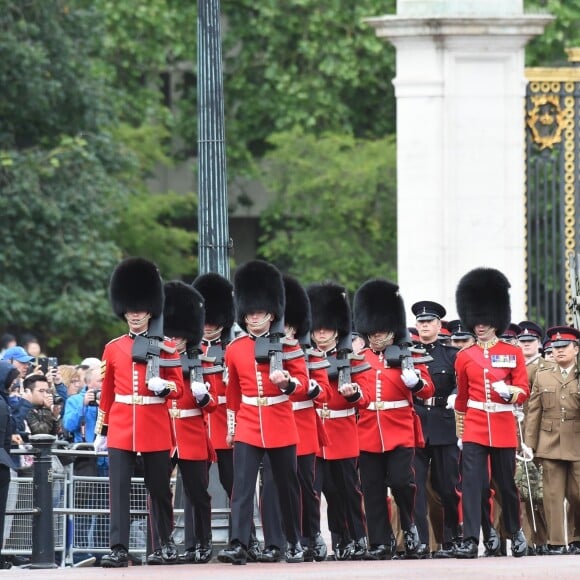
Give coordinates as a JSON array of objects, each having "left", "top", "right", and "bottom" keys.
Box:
[{"left": 525, "top": 49, "right": 580, "bottom": 327}]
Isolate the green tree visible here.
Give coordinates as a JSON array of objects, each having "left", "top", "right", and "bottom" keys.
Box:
[{"left": 258, "top": 129, "right": 397, "bottom": 294}]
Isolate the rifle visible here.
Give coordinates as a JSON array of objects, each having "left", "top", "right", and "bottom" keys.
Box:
[
  {"left": 254, "top": 317, "right": 285, "bottom": 375},
  {"left": 384, "top": 328, "right": 416, "bottom": 370},
  {"left": 336, "top": 333, "right": 353, "bottom": 389},
  {"left": 132, "top": 315, "right": 176, "bottom": 381}
]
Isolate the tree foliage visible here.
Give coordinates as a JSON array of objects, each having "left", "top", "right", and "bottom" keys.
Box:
[{"left": 258, "top": 130, "right": 397, "bottom": 295}]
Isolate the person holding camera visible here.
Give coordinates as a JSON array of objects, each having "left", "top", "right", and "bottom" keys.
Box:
[{"left": 63, "top": 366, "right": 106, "bottom": 565}]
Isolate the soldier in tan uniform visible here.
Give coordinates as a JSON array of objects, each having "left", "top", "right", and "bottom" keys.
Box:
[{"left": 525, "top": 326, "right": 580, "bottom": 555}]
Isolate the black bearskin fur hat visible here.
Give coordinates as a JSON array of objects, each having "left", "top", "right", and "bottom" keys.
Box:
[
  {"left": 456, "top": 267, "right": 511, "bottom": 334},
  {"left": 353, "top": 278, "right": 407, "bottom": 341},
  {"left": 163, "top": 281, "right": 205, "bottom": 346},
  {"left": 283, "top": 274, "right": 311, "bottom": 341},
  {"left": 307, "top": 281, "right": 351, "bottom": 339},
  {"left": 234, "top": 260, "right": 285, "bottom": 331},
  {"left": 109, "top": 257, "right": 164, "bottom": 320},
  {"left": 192, "top": 272, "right": 235, "bottom": 331}
]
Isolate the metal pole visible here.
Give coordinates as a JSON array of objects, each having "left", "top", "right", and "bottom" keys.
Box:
[
  {"left": 197, "top": 0, "right": 231, "bottom": 278},
  {"left": 30, "top": 434, "right": 58, "bottom": 569}
]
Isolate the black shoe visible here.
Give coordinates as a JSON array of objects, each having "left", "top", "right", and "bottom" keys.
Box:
[
  {"left": 246, "top": 540, "right": 261, "bottom": 562},
  {"left": 218, "top": 542, "right": 247, "bottom": 565},
  {"left": 194, "top": 541, "right": 213, "bottom": 563},
  {"left": 454, "top": 538, "right": 479, "bottom": 559},
  {"left": 365, "top": 544, "right": 392, "bottom": 560},
  {"left": 352, "top": 537, "right": 368, "bottom": 560},
  {"left": 102, "top": 546, "right": 129, "bottom": 568},
  {"left": 527, "top": 546, "right": 537, "bottom": 556},
  {"left": 285, "top": 542, "right": 304, "bottom": 563},
  {"left": 310, "top": 533, "right": 327, "bottom": 562},
  {"left": 147, "top": 549, "right": 164, "bottom": 565},
  {"left": 334, "top": 539, "right": 355, "bottom": 561},
  {"left": 568, "top": 541, "right": 580, "bottom": 555},
  {"left": 433, "top": 541, "right": 456, "bottom": 559},
  {"left": 403, "top": 524, "right": 420, "bottom": 558},
  {"left": 0, "top": 558, "right": 11, "bottom": 570},
  {"left": 546, "top": 544, "right": 568, "bottom": 555},
  {"left": 161, "top": 538, "right": 179, "bottom": 564},
  {"left": 511, "top": 529, "right": 527, "bottom": 558},
  {"left": 259, "top": 546, "right": 281, "bottom": 563},
  {"left": 483, "top": 527, "right": 501, "bottom": 557},
  {"left": 536, "top": 544, "right": 549, "bottom": 556},
  {"left": 179, "top": 548, "right": 196, "bottom": 564}
]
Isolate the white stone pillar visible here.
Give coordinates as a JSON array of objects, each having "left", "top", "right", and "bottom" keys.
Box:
[{"left": 365, "top": 0, "right": 552, "bottom": 321}]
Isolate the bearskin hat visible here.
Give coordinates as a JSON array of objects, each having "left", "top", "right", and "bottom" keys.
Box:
[
  {"left": 109, "top": 257, "right": 164, "bottom": 320},
  {"left": 456, "top": 267, "right": 511, "bottom": 334},
  {"left": 234, "top": 260, "right": 285, "bottom": 331},
  {"left": 163, "top": 281, "right": 205, "bottom": 346},
  {"left": 192, "top": 272, "right": 235, "bottom": 331},
  {"left": 353, "top": 278, "right": 407, "bottom": 341},
  {"left": 283, "top": 274, "right": 311, "bottom": 341},
  {"left": 307, "top": 281, "right": 351, "bottom": 340}
]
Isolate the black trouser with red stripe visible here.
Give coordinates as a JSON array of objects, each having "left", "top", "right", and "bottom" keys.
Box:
[{"left": 230, "top": 442, "right": 301, "bottom": 547}]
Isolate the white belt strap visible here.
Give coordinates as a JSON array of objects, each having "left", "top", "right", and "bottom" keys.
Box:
[
  {"left": 115, "top": 394, "right": 165, "bottom": 405},
  {"left": 292, "top": 400, "right": 314, "bottom": 411},
  {"left": 169, "top": 408, "right": 202, "bottom": 418},
  {"left": 467, "top": 400, "right": 515, "bottom": 413},
  {"left": 217, "top": 395, "right": 227, "bottom": 405},
  {"left": 367, "top": 400, "right": 409, "bottom": 411},
  {"left": 241, "top": 394, "right": 289, "bottom": 407},
  {"left": 317, "top": 407, "right": 356, "bottom": 419}
]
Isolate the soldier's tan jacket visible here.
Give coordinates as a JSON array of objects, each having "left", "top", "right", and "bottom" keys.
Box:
[{"left": 525, "top": 361, "right": 580, "bottom": 461}]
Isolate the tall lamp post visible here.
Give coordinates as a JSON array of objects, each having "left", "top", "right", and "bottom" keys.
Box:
[{"left": 197, "top": 0, "right": 230, "bottom": 278}]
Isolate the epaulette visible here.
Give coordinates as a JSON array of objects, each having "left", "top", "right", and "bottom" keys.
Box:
[
  {"left": 281, "top": 337, "right": 299, "bottom": 347},
  {"left": 349, "top": 352, "right": 366, "bottom": 362},
  {"left": 200, "top": 354, "right": 217, "bottom": 363},
  {"left": 283, "top": 348, "right": 305, "bottom": 361},
  {"left": 227, "top": 334, "right": 246, "bottom": 347},
  {"left": 106, "top": 335, "right": 125, "bottom": 346},
  {"left": 537, "top": 361, "right": 556, "bottom": 372},
  {"left": 202, "top": 364, "right": 225, "bottom": 375}
]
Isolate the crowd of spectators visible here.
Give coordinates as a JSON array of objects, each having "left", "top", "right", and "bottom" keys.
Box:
[{"left": 0, "top": 334, "right": 104, "bottom": 567}]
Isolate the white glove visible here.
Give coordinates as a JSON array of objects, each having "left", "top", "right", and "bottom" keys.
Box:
[
  {"left": 191, "top": 380, "right": 209, "bottom": 401},
  {"left": 148, "top": 376, "right": 168, "bottom": 395},
  {"left": 401, "top": 368, "right": 419, "bottom": 388},
  {"left": 457, "top": 438, "right": 463, "bottom": 450},
  {"left": 492, "top": 380, "right": 511, "bottom": 402},
  {"left": 308, "top": 379, "right": 319, "bottom": 395},
  {"left": 520, "top": 443, "right": 534, "bottom": 462},
  {"left": 446, "top": 394, "right": 457, "bottom": 410},
  {"left": 94, "top": 435, "right": 108, "bottom": 453}
]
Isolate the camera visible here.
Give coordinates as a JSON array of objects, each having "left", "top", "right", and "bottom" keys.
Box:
[
  {"left": 87, "top": 389, "right": 101, "bottom": 406},
  {"left": 35, "top": 356, "right": 59, "bottom": 375}
]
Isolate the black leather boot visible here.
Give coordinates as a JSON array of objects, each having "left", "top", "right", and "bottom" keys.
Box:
[
  {"left": 161, "top": 538, "right": 179, "bottom": 564},
  {"left": 454, "top": 538, "right": 479, "bottom": 559},
  {"left": 311, "top": 533, "right": 327, "bottom": 562},
  {"left": 403, "top": 524, "right": 420, "bottom": 558},
  {"left": 511, "top": 529, "right": 527, "bottom": 558},
  {"left": 147, "top": 549, "right": 164, "bottom": 565},
  {"left": 285, "top": 542, "right": 304, "bottom": 563},
  {"left": 217, "top": 542, "right": 248, "bottom": 565},
  {"left": 195, "top": 541, "right": 213, "bottom": 563},
  {"left": 483, "top": 527, "right": 501, "bottom": 557},
  {"left": 102, "top": 545, "right": 129, "bottom": 568},
  {"left": 365, "top": 544, "right": 393, "bottom": 560},
  {"left": 259, "top": 546, "right": 282, "bottom": 563},
  {"left": 352, "top": 537, "right": 369, "bottom": 560}
]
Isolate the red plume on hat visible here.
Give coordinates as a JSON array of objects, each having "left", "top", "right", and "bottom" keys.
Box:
[{"left": 456, "top": 267, "right": 511, "bottom": 334}]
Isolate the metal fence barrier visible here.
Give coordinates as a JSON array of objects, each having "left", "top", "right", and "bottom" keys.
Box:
[{"left": 5, "top": 439, "right": 261, "bottom": 567}]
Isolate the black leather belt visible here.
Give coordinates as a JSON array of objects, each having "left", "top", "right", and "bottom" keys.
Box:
[{"left": 414, "top": 396, "right": 447, "bottom": 408}]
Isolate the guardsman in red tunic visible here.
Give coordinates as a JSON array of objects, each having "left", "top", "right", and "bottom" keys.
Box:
[
  {"left": 191, "top": 272, "right": 262, "bottom": 562},
  {"left": 307, "top": 282, "right": 373, "bottom": 561},
  {"left": 217, "top": 260, "right": 309, "bottom": 565},
  {"left": 354, "top": 279, "right": 435, "bottom": 560},
  {"left": 142, "top": 281, "right": 217, "bottom": 565},
  {"left": 259, "top": 274, "right": 330, "bottom": 562},
  {"left": 453, "top": 268, "right": 529, "bottom": 559},
  {"left": 95, "top": 258, "right": 184, "bottom": 568}
]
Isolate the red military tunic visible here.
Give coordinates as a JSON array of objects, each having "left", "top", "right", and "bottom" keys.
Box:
[
  {"left": 225, "top": 335, "right": 309, "bottom": 448},
  {"left": 202, "top": 342, "right": 229, "bottom": 451},
  {"left": 316, "top": 356, "right": 373, "bottom": 460},
  {"left": 358, "top": 349, "right": 435, "bottom": 452},
  {"left": 100, "top": 334, "right": 184, "bottom": 452},
  {"left": 168, "top": 360, "right": 217, "bottom": 461},
  {"left": 290, "top": 349, "right": 329, "bottom": 456},
  {"left": 455, "top": 341, "right": 529, "bottom": 447}
]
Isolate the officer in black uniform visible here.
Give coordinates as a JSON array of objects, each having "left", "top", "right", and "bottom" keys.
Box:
[{"left": 411, "top": 301, "right": 461, "bottom": 559}]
